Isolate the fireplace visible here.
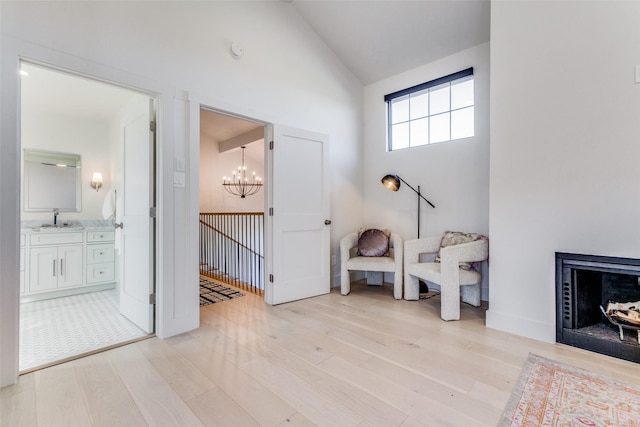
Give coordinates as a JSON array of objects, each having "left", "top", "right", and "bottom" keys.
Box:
[{"left": 556, "top": 252, "right": 640, "bottom": 363}]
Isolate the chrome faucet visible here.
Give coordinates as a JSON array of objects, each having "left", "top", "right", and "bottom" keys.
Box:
[{"left": 53, "top": 208, "right": 59, "bottom": 226}]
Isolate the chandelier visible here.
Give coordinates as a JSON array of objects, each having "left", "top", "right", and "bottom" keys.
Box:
[{"left": 222, "top": 146, "right": 263, "bottom": 198}]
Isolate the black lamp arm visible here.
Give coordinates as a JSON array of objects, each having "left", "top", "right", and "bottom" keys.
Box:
[{"left": 397, "top": 176, "right": 436, "bottom": 208}]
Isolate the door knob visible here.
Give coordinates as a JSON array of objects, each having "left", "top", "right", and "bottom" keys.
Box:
[
  {"left": 114, "top": 222, "right": 124, "bottom": 229},
  {"left": 324, "top": 220, "right": 332, "bottom": 225}
]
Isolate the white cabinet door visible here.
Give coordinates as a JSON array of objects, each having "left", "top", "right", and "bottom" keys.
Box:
[
  {"left": 29, "top": 247, "right": 58, "bottom": 293},
  {"left": 28, "top": 245, "right": 83, "bottom": 292},
  {"left": 57, "top": 245, "right": 83, "bottom": 288}
]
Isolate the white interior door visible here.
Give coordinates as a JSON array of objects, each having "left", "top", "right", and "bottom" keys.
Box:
[
  {"left": 269, "top": 125, "right": 330, "bottom": 304},
  {"left": 119, "top": 98, "right": 155, "bottom": 333}
]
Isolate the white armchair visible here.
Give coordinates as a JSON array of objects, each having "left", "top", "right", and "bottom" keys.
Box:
[
  {"left": 340, "top": 231, "right": 403, "bottom": 299},
  {"left": 404, "top": 234, "right": 488, "bottom": 321}
]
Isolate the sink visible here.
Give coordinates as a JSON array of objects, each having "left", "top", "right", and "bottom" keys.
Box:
[{"left": 35, "top": 223, "right": 84, "bottom": 230}]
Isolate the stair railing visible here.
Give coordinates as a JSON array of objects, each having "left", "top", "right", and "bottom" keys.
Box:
[{"left": 199, "top": 212, "right": 264, "bottom": 294}]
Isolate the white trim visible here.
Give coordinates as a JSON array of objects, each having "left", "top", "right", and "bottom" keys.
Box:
[
  {"left": 0, "top": 36, "right": 183, "bottom": 386},
  {"left": 486, "top": 309, "right": 555, "bottom": 343},
  {"left": 191, "top": 92, "right": 272, "bottom": 307},
  {"left": 0, "top": 37, "right": 21, "bottom": 387}
]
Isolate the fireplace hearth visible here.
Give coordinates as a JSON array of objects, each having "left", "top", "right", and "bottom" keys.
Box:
[{"left": 556, "top": 252, "right": 640, "bottom": 363}]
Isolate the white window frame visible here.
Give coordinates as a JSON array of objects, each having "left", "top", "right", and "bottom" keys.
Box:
[{"left": 385, "top": 68, "right": 474, "bottom": 151}]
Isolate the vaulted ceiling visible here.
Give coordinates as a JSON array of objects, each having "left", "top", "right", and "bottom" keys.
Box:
[
  {"left": 21, "top": 1, "right": 491, "bottom": 140},
  {"left": 291, "top": 0, "right": 490, "bottom": 85}
]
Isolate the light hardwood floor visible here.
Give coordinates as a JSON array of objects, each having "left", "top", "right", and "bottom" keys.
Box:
[{"left": 2, "top": 281, "right": 639, "bottom": 426}]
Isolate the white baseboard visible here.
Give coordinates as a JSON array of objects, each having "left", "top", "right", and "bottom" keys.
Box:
[{"left": 486, "top": 309, "right": 555, "bottom": 343}]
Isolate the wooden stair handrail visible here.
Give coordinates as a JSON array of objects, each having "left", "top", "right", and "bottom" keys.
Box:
[{"left": 199, "top": 219, "right": 263, "bottom": 259}]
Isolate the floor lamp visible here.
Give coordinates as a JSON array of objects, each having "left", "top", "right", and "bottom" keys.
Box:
[
  {"left": 381, "top": 174, "right": 435, "bottom": 238},
  {"left": 381, "top": 174, "right": 435, "bottom": 294}
]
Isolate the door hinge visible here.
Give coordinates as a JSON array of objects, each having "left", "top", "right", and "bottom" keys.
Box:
[
  {"left": 269, "top": 207, "right": 274, "bottom": 216},
  {"left": 269, "top": 140, "right": 274, "bottom": 150},
  {"left": 149, "top": 293, "right": 156, "bottom": 304},
  {"left": 150, "top": 121, "right": 157, "bottom": 132},
  {"left": 150, "top": 207, "right": 157, "bottom": 218},
  {"left": 269, "top": 274, "right": 274, "bottom": 283}
]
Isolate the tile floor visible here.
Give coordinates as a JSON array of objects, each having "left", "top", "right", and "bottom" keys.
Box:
[{"left": 20, "top": 289, "right": 148, "bottom": 371}]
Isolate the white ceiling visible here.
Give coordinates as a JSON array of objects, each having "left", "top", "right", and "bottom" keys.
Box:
[
  {"left": 291, "top": 0, "right": 490, "bottom": 85},
  {"left": 20, "top": 1, "right": 491, "bottom": 138},
  {"left": 200, "top": 109, "right": 262, "bottom": 144},
  {"left": 21, "top": 62, "right": 138, "bottom": 122}
]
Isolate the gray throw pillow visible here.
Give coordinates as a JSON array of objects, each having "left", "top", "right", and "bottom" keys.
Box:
[{"left": 357, "top": 229, "right": 390, "bottom": 257}]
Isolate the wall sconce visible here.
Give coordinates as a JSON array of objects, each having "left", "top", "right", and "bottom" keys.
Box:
[{"left": 90, "top": 172, "right": 103, "bottom": 192}]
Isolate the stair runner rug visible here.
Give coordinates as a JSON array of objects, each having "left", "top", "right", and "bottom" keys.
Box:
[
  {"left": 200, "top": 276, "right": 244, "bottom": 306},
  {"left": 499, "top": 353, "right": 640, "bottom": 426}
]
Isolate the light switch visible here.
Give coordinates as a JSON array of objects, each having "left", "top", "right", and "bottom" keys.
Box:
[
  {"left": 176, "top": 158, "right": 185, "bottom": 172},
  {"left": 173, "top": 172, "right": 185, "bottom": 187},
  {"left": 635, "top": 65, "right": 640, "bottom": 84}
]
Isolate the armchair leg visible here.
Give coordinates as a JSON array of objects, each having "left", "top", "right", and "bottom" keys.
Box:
[
  {"left": 341, "top": 269, "right": 351, "bottom": 296},
  {"left": 461, "top": 284, "right": 481, "bottom": 307},
  {"left": 393, "top": 274, "right": 403, "bottom": 300},
  {"left": 440, "top": 285, "right": 461, "bottom": 321},
  {"left": 404, "top": 275, "right": 420, "bottom": 300},
  {"left": 367, "top": 271, "right": 383, "bottom": 286}
]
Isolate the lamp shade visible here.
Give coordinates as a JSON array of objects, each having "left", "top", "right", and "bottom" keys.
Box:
[
  {"left": 90, "top": 172, "right": 103, "bottom": 191},
  {"left": 381, "top": 174, "right": 401, "bottom": 191}
]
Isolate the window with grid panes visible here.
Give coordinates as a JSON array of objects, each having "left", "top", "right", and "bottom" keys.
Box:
[{"left": 385, "top": 68, "right": 474, "bottom": 151}]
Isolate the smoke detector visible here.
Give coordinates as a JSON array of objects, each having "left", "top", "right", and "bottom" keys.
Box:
[{"left": 230, "top": 42, "right": 244, "bottom": 59}]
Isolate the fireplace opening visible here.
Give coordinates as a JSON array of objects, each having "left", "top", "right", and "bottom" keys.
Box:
[{"left": 556, "top": 252, "right": 640, "bottom": 363}]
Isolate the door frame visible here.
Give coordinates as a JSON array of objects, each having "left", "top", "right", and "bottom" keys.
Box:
[
  {"left": 0, "top": 38, "right": 174, "bottom": 386},
  {"left": 193, "top": 104, "right": 331, "bottom": 306},
  {"left": 196, "top": 104, "right": 271, "bottom": 303},
  {"left": 19, "top": 61, "right": 158, "bottom": 361}
]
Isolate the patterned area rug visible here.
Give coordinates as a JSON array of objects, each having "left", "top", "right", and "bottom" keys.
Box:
[
  {"left": 499, "top": 353, "right": 640, "bottom": 426},
  {"left": 200, "top": 276, "right": 244, "bottom": 306}
]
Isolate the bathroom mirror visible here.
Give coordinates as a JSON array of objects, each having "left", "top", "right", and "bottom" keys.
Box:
[{"left": 23, "top": 149, "right": 81, "bottom": 212}]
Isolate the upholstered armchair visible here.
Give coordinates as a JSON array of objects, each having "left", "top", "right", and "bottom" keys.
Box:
[
  {"left": 404, "top": 232, "right": 488, "bottom": 321},
  {"left": 340, "top": 230, "right": 403, "bottom": 299}
]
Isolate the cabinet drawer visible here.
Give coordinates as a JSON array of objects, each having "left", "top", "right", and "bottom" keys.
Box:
[
  {"left": 86, "top": 244, "right": 114, "bottom": 264},
  {"left": 30, "top": 232, "right": 83, "bottom": 246},
  {"left": 87, "top": 231, "right": 115, "bottom": 242},
  {"left": 86, "top": 263, "right": 115, "bottom": 284}
]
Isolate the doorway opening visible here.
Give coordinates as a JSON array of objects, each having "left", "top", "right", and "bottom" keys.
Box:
[
  {"left": 18, "top": 62, "right": 156, "bottom": 372},
  {"left": 198, "top": 108, "right": 266, "bottom": 298}
]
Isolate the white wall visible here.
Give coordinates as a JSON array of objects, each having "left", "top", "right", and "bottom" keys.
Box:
[
  {"left": 362, "top": 42, "right": 490, "bottom": 297},
  {"left": 21, "top": 109, "right": 111, "bottom": 222},
  {"left": 0, "top": 1, "right": 363, "bottom": 386},
  {"left": 200, "top": 139, "right": 264, "bottom": 213},
  {"left": 488, "top": 1, "right": 640, "bottom": 342}
]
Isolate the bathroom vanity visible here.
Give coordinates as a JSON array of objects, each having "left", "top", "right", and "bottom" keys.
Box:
[{"left": 20, "top": 225, "right": 116, "bottom": 302}]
